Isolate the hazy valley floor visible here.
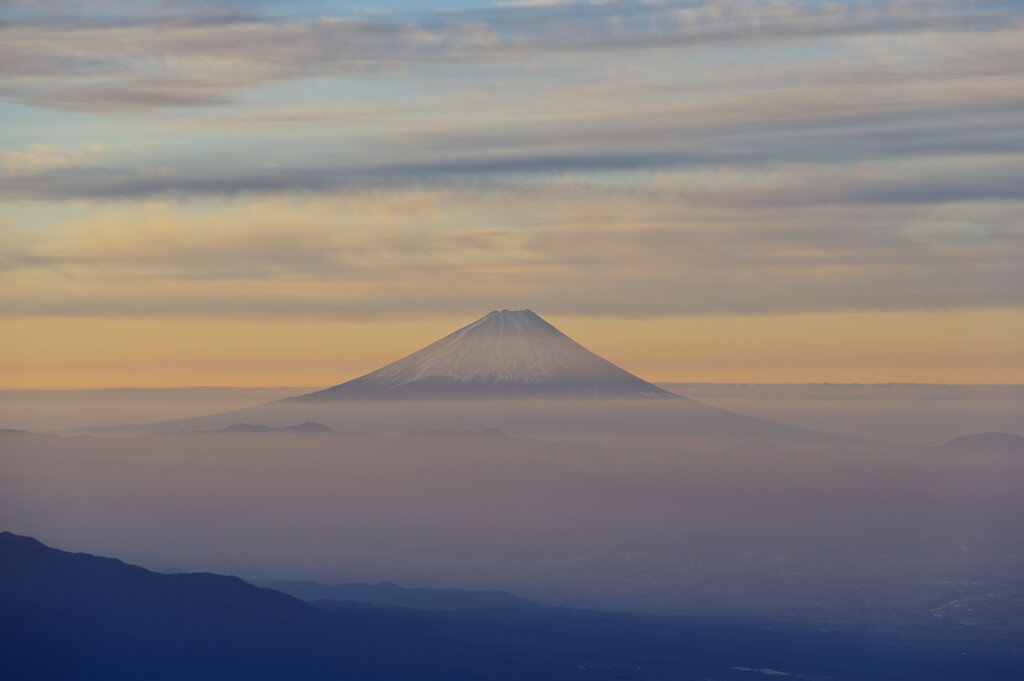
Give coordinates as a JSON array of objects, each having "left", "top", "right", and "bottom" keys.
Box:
[
  {"left": 3, "top": 383, "right": 1020, "bottom": 445},
  {"left": 2, "top": 426, "right": 1022, "bottom": 624}
]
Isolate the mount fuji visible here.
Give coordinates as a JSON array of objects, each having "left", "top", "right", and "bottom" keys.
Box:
[
  {"left": 290, "top": 309, "right": 676, "bottom": 401},
  {"left": 64, "top": 309, "right": 892, "bottom": 451}
]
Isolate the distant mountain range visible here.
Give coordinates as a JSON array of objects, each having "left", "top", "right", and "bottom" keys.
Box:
[
  {"left": 934, "top": 432, "right": 1024, "bottom": 456},
  {"left": 4, "top": 532, "right": 1022, "bottom": 681},
  {"left": 251, "top": 578, "right": 540, "bottom": 611},
  {"left": 150, "top": 422, "right": 1024, "bottom": 456},
  {"left": 209, "top": 421, "right": 337, "bottom": 435}
]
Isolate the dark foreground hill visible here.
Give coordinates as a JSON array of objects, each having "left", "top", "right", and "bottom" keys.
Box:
[
  {"left": 0, "top": 532, "right": 513, "bottom": 681},
  {"left": 2, "top": 532, "right": 1024, "bottom": 681}
]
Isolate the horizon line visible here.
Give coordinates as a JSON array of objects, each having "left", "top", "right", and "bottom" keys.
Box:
[{"left": 4, "top": 382, "right": 1024, "bottom": 392}]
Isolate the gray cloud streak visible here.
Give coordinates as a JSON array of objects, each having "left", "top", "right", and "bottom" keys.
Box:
[
  {"left": 3, "top": 185, "right": 1021, "bottom": 319},
  {"left": 4, "top": 134, "right": 1023, "bottom": 205},
  {"left": 3, "top": 0, "right": 1022, "bottom": 111}
]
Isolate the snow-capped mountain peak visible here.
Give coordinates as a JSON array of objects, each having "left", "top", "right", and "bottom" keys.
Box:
[{"left": 292, "top": 309, "right": 677, "bottom": 400}]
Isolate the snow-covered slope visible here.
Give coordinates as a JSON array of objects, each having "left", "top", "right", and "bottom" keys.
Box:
[{"left": 291, "top": 309, "right": 677, "bottom": 400}]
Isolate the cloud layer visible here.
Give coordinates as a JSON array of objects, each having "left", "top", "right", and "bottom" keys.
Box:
[{"left": 2, "top": 0, "right": 1022, "bottom": 321}]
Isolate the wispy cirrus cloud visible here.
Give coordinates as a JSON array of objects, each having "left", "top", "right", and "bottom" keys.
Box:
[
  {"left": 2, "top": 0, "right": 1020, "bottom": 111},
  {"left": 2, "top": 180, "right": 1021, "bottom": 319}
]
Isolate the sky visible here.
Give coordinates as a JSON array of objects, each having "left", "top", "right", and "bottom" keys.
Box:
[{"left": 2, "top": 0, "right": 1022, "bottom": 388}]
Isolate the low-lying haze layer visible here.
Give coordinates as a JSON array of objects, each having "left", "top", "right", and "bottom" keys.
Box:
[
  {"left": 4, "top": 384, "right": 1020, "bottom": 445},
  {"left": 3, "top": 427, "right": 1022, "bottom": 620}
]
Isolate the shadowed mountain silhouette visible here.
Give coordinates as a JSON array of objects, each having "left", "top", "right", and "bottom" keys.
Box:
[
  {"left": 288, "top": 309, "right": 678, "bottom": 400},
  {"left": 0, "top": 531, "right": 545, "bottom": 681},
  {"left": 218, "top": 421, "right": 336, "bottom": 434},
  {"left": 934, "top": 432, "right": 1024, "bottom": 455},
  {"left": 4, "top": 532, "right": 1022, "bottom": 681}
]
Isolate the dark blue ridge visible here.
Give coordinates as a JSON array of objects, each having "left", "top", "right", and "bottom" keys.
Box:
[{"left": 2, "top": 531, "right": 1023, "bottom": 681}]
